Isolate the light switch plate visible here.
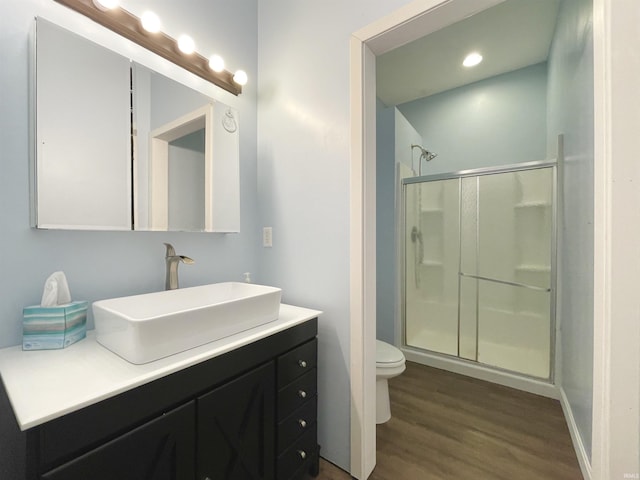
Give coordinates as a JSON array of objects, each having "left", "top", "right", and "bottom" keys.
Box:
[{"left": 263, "top": 227, "right": 272, "bottom": 247}]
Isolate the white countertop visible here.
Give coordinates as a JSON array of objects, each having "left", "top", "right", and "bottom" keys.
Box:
[{"left": 0, "top": 303, "right": 321, "bottom": 431}]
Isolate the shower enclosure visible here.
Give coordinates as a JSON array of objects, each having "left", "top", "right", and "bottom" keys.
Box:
[{"left": 402, "top": 162, "right": 555, "bottom": 380}]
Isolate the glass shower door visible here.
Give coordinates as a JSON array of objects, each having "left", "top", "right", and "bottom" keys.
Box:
[
  {"left": 404, "top": 179, "right": 460, "bottom": 356},
  {"left": 403, "top": 165, "right": 554, "bottom": 380},
  {"left": 459, "top": 168, "right": 553, "bottom": 378}
]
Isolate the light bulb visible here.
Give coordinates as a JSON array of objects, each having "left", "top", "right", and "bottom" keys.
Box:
[
  {"left": 177, "top": 35, "right": 195, "bottom": 54},
  {"left": 208, "top": 55, "right": 225, "bottom": 73},
  {"left": 141, "top": 11, "right": 161, "bottom": 33},
  {"left": 233, "top": 69, "right": 248, "bottom": 86},
  {"left": 463, "top": 52, "right": 483, "bottom": 67},
  {"left": 92, "top": 0, "right": 119, "bottom": 10}
]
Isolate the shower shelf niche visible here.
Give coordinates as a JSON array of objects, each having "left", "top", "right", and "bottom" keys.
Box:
[
  {"left": 514, "top": 201, "right": 551, "bottom": 209},
  {"left": 421, "top": 260, "right": 444, "bottom": 267},
  {"left": 515, "top": 264, "right": 551, "bottom": 273}
]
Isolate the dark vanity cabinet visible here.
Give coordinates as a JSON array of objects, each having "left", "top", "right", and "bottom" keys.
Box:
[
  {"left": 40, "top": 402, "right": 196, "bottom": 480},
  {"left": 276, "top": 339, "right": 319, "bottom": 480},
  {"left": 197, "top": 361, "right": 276, "bottom": 480},
  {"left": 6, "top": 318, "right": 319, "bottom": 480}
]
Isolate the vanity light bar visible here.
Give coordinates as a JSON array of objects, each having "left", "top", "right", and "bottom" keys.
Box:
[{"left": 53, "top": 0, "right": 243, "bottom": 95}]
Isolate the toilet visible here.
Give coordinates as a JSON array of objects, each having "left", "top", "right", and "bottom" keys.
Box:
[{"left": 376, "top": 340, "right": 406, "bottom": 424}]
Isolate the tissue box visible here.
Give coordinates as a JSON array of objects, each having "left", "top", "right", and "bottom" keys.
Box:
[{"left": 22, "top": 301, "right": 88, "bottom": 350}]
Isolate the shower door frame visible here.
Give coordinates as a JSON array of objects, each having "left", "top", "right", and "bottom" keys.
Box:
[{"left": 400, "top": 159, "right": 558, "bottom": 384}]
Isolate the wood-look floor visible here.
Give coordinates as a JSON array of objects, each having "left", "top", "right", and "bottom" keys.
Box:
[{"left": 315, "top": 361, "right": 582, "bottom": 480}]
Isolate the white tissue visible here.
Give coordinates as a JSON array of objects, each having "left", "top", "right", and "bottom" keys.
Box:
[{"left": 40, "top": 271, "right": 72, "bottom": 307}]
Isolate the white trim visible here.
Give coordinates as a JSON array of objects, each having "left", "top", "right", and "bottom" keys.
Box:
[
  {"left": 591, "top": 0, "right": 611, "bottom": 476},
  {"left": 148, "top": 104, "right": 213, "bottom": 232},
  {"left": 592, "top": 0, "right": 640, "bottom": 478},
  {"left": 559, "top": 388, "right": 592, "bottom": 480},
  {"left": 149, "top": 104, "right": 213, "bottom": 231},
  {"left": 353, "top": 0, "right": 504, "bottom": 55},
  {"left": 349, "top": 35, "right": 369, "bottom": 480}
]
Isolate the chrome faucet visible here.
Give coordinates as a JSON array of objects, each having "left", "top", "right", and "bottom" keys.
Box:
[{"left": 164, "top": 243, "right": 194, "bottom": 290}]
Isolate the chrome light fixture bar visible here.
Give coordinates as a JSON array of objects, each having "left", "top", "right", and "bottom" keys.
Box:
[{"left": 53, "top": 0, "right": 243, "bottom": 95}]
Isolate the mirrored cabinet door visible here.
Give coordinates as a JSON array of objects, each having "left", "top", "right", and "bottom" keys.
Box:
[
  {"left": 35, "top": 18, "right": 132, "bottom": 230},
  {"left": 32, "top": 18, "right": 240, "bottom": 233}
]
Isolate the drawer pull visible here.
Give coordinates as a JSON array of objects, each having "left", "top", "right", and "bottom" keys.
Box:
[
  {"left": 298, "top": 360, "right": 308, "bottom": 368},
  {"left": 298, "top": 419, "right": 307, "bottom": 428},
  {"left": 298, "top": 450, "right": 307, "bottom": 460},
  {"left": 298, "top": 390, "right": 307, "bottom": 399}
]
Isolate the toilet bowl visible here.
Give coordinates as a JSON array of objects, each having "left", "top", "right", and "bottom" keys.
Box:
[{"left": 376, "top": 340, "right": 406, "bottom": 424}]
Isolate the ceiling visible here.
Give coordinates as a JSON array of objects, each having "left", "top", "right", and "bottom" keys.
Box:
[{"left": 376, "top": 0, "right": 560, "bottom": 107}]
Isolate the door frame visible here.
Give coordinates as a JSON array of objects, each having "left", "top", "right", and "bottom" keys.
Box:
[{"left": 349, "top": 1, "right": 505, "bottom": 477}]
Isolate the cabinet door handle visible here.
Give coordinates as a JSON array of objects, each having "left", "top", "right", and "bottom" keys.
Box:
[
  {"left": 298, "top": 419, "right": 307, "bottom": 428},
  {"left": 298, "top": 389, "right": 307, "bottom": 399},
  {"left": 298, "top": 450, "right": 307, "bottom": 460},
  {"left": 298, "top": 360, "right": 307, "bottom": 368}
]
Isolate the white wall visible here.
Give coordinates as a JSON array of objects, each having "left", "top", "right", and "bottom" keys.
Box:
[
  {"left": 0, "top": 0, "right": 258, "bottom": 343},
  {"left": 547, "top": 0, "right": 595, "bottom": 465},
  {"left": 257, "top": 0, "right": 415, "bottom": 470},
  {"left": 398, "top": 63, "right": 548, "bottom": 174}
]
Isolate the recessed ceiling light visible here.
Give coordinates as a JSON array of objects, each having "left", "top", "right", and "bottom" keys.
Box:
[{"left": 463, "top": 52, "right": 483, "bottom": 67}]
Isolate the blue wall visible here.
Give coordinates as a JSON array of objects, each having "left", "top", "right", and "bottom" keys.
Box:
[
  {"left": 549, "top": 0, "right": 594, "bottom": 462},
  {"left": 398, "top": 62, "right": 549, "bottom": 175},
  {"left": 256, "top": 0, "right": 416, "bottom": 470},
  {"left": 376, "top": 100, "right": 396, "bottom": 344},
  {"left": 376, "top": 106, "right": 423, "bottom": 346}
]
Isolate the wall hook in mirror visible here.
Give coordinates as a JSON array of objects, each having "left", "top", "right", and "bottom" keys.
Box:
[{"left": 222, "top": 109, "right": 237, "bottom": 133}]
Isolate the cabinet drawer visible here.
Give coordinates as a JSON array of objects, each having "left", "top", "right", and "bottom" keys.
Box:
[
  {"left": 278, "top": 369, "right": 317, "bottom": 421},
  {"left": 277, "top": 425, "right": 317, "bottom": 480},
  {"left": 278, "top": 396, "right": 317, "bottom": 452},
  {"left": 278, "top": 338, "right": 317, "bottom": 388}
]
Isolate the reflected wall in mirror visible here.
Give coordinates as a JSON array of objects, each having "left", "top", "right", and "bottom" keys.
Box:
[
  {"left": 33, "top": 18, "right": 240, "bottom": 233},
  {"left": 133, "top": 63, "right": 240, "bottom": 232}
]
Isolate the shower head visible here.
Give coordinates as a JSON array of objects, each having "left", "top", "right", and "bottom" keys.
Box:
[{"left": 411, "top": 144, "right": 437, "bottom": 162}]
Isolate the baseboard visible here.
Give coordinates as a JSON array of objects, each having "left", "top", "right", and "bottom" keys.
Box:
[
  {"left": 559, "top": 387, "right": 592, "bottom": 480},
  {"left": 402, "top": 348, "right": 559, "bottom": 399}
]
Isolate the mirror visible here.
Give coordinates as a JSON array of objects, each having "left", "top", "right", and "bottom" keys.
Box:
[
  {"left": 34, "top": 18, "right": 131, "bottom": 230},
  {"left": 132, "top": 63, "right": 240, "bottom": 232},
  {"left": 33, "top": 18, "right": 240, "bottom": 232}
]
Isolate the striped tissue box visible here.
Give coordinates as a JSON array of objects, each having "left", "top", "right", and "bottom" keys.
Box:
[{"left": 22, "top": 301, "right": 88, "bottom": 350}]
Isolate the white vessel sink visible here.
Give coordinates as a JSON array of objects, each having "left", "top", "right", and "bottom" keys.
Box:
[{"left": 93, "top": 282, "right": 282, "bottom": 364}]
